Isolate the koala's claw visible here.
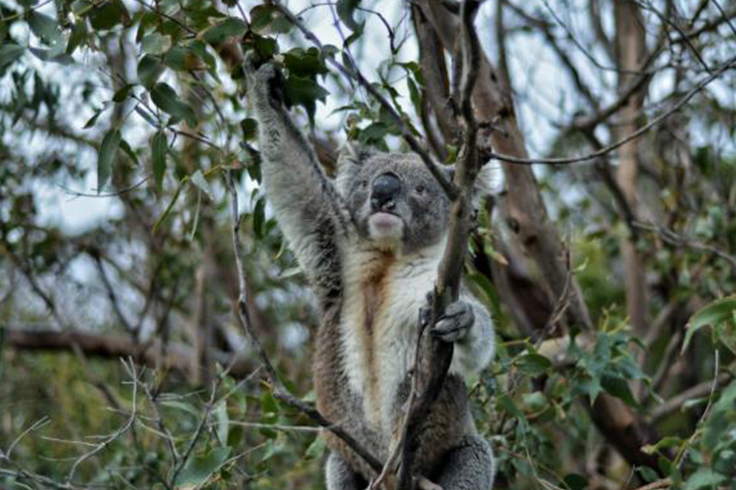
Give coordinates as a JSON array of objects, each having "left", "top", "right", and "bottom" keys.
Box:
[{"left": 430, "top": 300, "right": 475, "bottom": 343}]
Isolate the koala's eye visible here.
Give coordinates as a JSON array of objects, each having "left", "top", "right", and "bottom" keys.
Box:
[
  {"left": 359, "top": 179, "right": 369, "bottom": 189},
  {"left": 415, "top": 184, "right": 426, "bottom": 195}
]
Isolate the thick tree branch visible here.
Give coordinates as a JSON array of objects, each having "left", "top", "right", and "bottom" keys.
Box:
[{"left": 2, "top": 327, "right": 254, "bottom": 379}]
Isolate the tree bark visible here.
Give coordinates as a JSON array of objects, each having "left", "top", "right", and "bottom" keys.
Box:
[
  {"left": 614, "top": 0, "right": 649, "bottom": 337},
  {"left": 3, "top": 328, "right": 255, "bottom": 380}
]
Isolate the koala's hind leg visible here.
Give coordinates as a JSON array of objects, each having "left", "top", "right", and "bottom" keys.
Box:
[
  {"left": 325, "top": 453, "right": 367, "bottom": 490},
  {"left": 433, "top": 436, "right": 495, "bottom": 490}
]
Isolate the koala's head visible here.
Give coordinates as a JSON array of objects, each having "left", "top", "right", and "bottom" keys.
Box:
[{"left": 335, "top": 144, "right": 498, "bottom": 255}]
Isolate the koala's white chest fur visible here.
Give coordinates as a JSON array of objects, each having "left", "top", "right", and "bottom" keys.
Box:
[{"left": 339, "top": 242, "right": 444, "bottom": 432}]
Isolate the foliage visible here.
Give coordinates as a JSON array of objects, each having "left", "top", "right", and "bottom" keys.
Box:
[{"left": 1, "top": 0, "right": 735, "bottom": 489}]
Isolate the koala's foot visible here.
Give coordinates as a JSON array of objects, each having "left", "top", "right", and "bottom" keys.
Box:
[
  {"left": 430, "top": 300, "right": 475, "bottom": 343},
  {"left": 325, "top": 453, "right": 367, "bottom": 490},
  {"left": 433, "top": 436, "right": 495, "bottom": 490}
]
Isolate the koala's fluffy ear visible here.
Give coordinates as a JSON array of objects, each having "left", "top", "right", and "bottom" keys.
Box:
[
  {"left": 445, "top": 162, "right": 502, "bottom": 206},
  {"left": 473, "top": 162, "right": 502, "bottom": 204},
  {"left": 335, "top": 141, "right": 375, "bottom": 194}
]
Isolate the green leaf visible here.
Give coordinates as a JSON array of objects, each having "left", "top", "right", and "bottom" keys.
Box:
[
  {"left": 152, "top": 131, "right": 168, "bottom": 188},
  {"left": 89, "top": 0, "right": 130, "bottom": 30},
  {"left": 83, "top": 108, "right": 106, "bottom": 129},
  {"left": 71, "top": 0, "right": 95, "bottom": 17},
  {"left": 601, "top": 373, "right": 639, "bottom": 407},
  {"left": 251, "top": 34, "right": 278, "bottom": 60},
  {"left": 119, "top": 139, "right": 139, "bottom": 165},
  {"left": 137, "top": 55, "right": 164, "bottom": 88},
  {"left": 249, "top": 5, "right": 277, "bottom": 33},
  {"left": 112, "top": 84, "right": 134, "bottom": 103},
  {"left": 163, "top": 46, "right": 208, "bottom": 72},
  {"left": 174, "top": 446, "right": 231, "bottom": 489},
  {"left": 141, "top": 33, "right": 172, "bottom": 55},
  {"left": 28, "top": 11, "right": 62, "bottom": 47},
  {"left": 683, "top": 295, "right": 736, "bottom": 353},
  {"left": 253, "top": 198, "right": 266, "bottom": 239},
  {"left": 283, "top": 47, "right": 329, "bottom": 78},
  {"left": 497, "top": 394, "right": 523, "bottom": 418},
  {"left": 637, "top": 466, "right": 660, "bottom": 483},
  {"left": 284, "top": 75, "right": 329, "bottom": 124},
  {"left": 305, "top": 436, "right": 326, "bottom": 460},
  {"left": 190, "top": 170, "right": 213, "bottom": 200},
  {"left": 28, "top": 48, "right": 74, "bottom": 65},
  {"left": 563, "top": 474, "right": 588, "bottom": 490},
  {"left": 0, "top": 44, "right": 25, "bottom": 69},
  {"left": 336, "top": 0, "right": 363, "bottom": 32},
  {"left": 66, "top": 21, "right": 88, "bottom": 54},
  {"left": 213, "top": 401, "right": 229, "bottom": 445},
  {"left": 240, "top": 118, "right": 258, "bottom": 141},
  {"left": 516, "top": 352, "right": 552, "bottom": 377},
  {"left": 97, "top": 128, "right": 121, "bottom": 192},
  {"left": 684, "top": 469, "right": 727, "bottom": 490},
  {"left": 151, "top": 83, "right": 197, "bottom": 127},
  {"left": 202, "top": 17, "right": 247, "bottom": 45}
]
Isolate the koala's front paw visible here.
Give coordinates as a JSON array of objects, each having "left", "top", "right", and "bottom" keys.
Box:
[
  {"left": 243, "top": 52, "right": 282, "bottom": 104},
  {"left": 430, "top": 300, "right": 475, "bottom": 343}
]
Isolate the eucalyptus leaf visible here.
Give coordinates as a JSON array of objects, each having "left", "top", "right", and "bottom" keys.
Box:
[
  {"left": 152, "top": 130, "right": 168, "bottom": 188},
  {"left": 141, "top": 33, "right": 172, "bottom": 55},
  {"left": 190, "top": 170, "right": 213, "bottom": 200},
  {"left": 683, "top": 295, "right": 736, "bottom": 353},
  {"left": 97, "top": 128, "right": 122, "bottom": 192},
  {"left": 0, "top": 44, "right": 25, "bottom": 69},
  {"left": 336, "top": 0, "right": 363, "bottom": 32},
  {"left": 174, "top": 446, "right": 231, "bottom": 489},
  {"left": 138, "top": 55, "right": 164, "bottom": 88},
  {"left": 151, "top": 83, "right": 197, "bottom": 127}
]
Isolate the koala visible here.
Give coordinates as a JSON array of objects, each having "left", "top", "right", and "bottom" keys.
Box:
[{"left": 245, "top": 58, "right": 496, "bottom": 490}]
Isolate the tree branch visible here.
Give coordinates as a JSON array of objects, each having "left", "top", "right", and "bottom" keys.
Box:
[
  {"left": 393, "top": 2, "right": 484, "bottom": 488},
  {"left": 2, "top": 327, "right": 254, "bottom": 380}
]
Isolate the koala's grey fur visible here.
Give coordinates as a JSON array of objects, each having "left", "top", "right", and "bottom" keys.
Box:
[{"left": 245, "top": 58, "right": 496, "bottom": 490}]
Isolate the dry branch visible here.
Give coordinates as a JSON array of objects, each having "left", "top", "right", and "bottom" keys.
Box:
[
  {"left": 2, "top": 327, "right": 255, "bottom": 380},
  {"left": 392, "top": 2, "right": 485, "bottom": 488}
]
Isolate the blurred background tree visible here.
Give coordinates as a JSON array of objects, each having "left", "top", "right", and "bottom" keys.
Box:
[{"left": 0, "top": 0, "right": 735, "bottom": 489}]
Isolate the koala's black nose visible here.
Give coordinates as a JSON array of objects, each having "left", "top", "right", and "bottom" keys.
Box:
[{"left": 371, "top": 172, "right": 401, "bottom": 211}]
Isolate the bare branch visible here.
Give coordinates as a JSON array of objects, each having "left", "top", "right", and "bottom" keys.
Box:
[
  {"left": 2, "top": 327, "right": 255, "bottom": 380},
  {"left": 394, "top": 2, "right": 485, "bottom": 488},
  {"left": 491, "top": 55, "right": 736, "bottom": 165}
]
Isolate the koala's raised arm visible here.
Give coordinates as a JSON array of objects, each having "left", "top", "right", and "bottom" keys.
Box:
[{"left": 244, "top": 60, "right": 348, "bottom": 303}]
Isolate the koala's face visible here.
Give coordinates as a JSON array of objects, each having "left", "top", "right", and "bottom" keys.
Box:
[{"left": 337, "top": 150, "right": 451, "bottom": 254}]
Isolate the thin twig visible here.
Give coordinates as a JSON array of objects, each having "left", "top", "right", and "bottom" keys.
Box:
[
  {"left": 68, "top": 359, "right": 141, "bottom": 481},
  {"left": 629, "top": 478, "right": 673, "bottom": 490},
  {"left": 632, "top": 220, "right": 736, "bottom": 271},
  {"left": 488, "top": 55, "right": 736, "bottom": 165},
  {"left": 5, "top": 417, "right": 51, "bottom": 459}
]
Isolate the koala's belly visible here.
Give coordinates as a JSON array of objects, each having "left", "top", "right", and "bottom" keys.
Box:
[{"left": 338, "top": 265, "right": 432, "bottom": 432}]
